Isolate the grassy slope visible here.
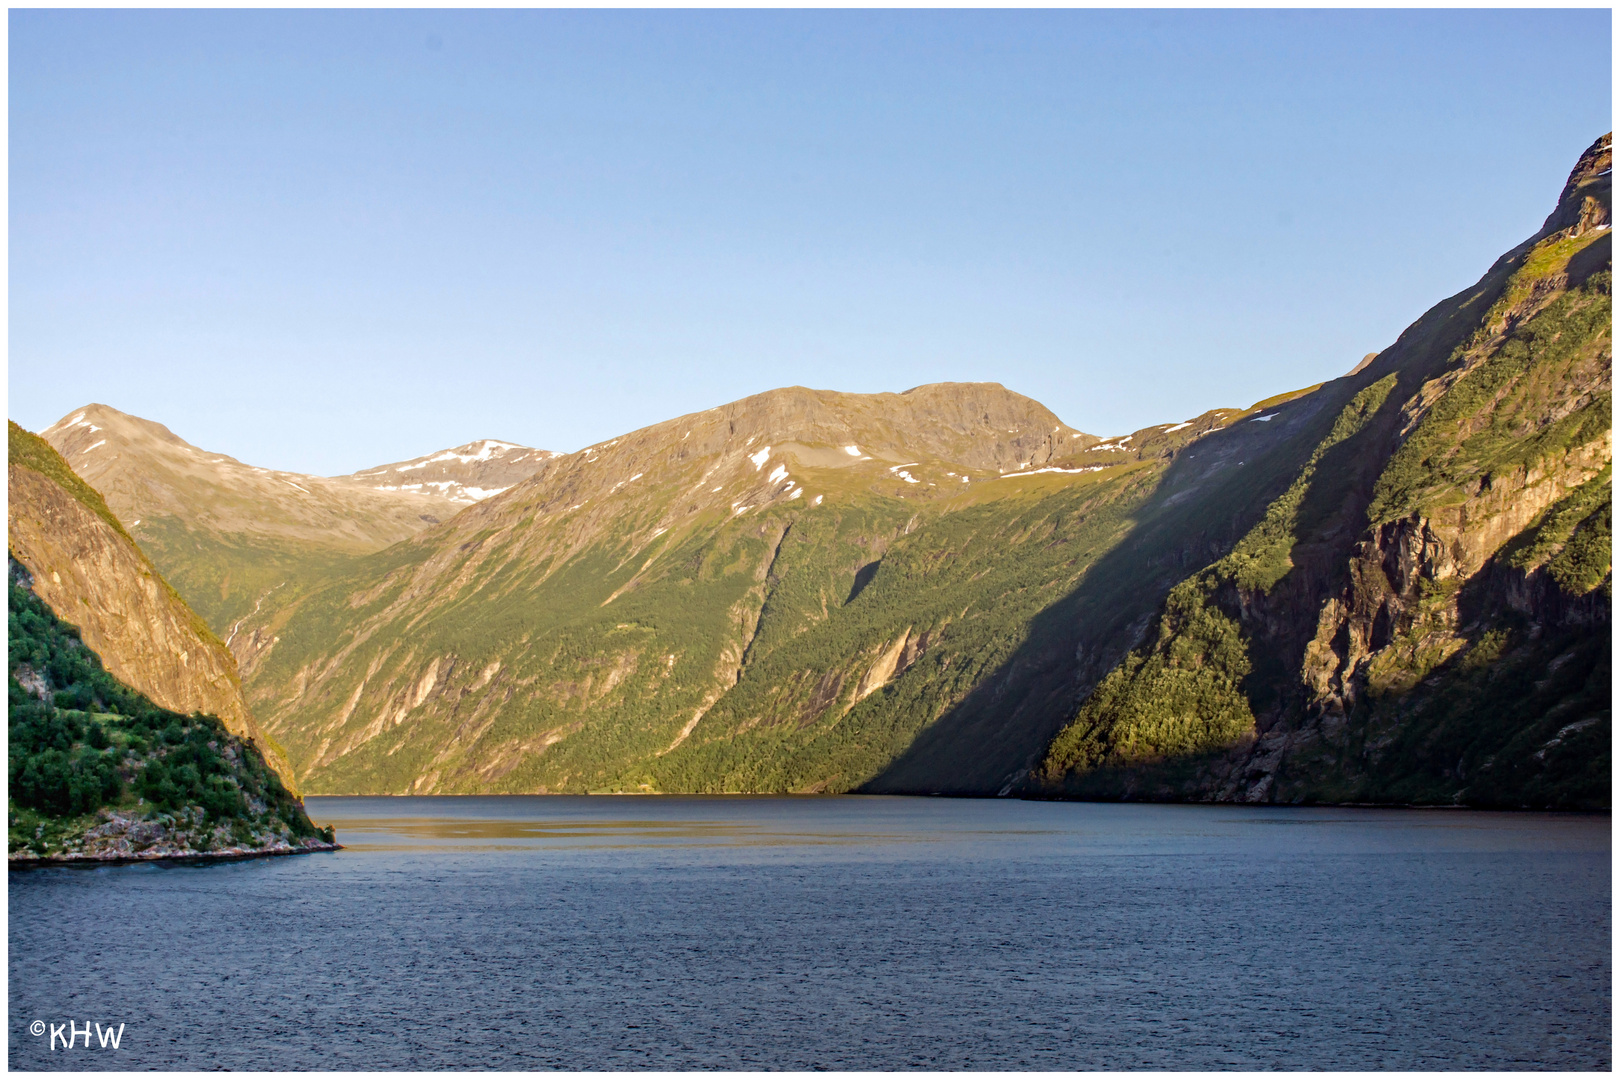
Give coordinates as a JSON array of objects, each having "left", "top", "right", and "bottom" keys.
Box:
[
  {"left": 132, "top": 515, "right": 371, "bottom": 641},
  {"left": 8, "top": 421, "right": 132, "bottom": 542}
]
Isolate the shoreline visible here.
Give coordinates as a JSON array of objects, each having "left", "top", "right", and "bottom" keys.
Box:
[
  {"left": 297, "top": 791, "right": 1611, "bottom": 814},
  {"left": 9, "top": 838, "right": 341, "bottom": 868}
]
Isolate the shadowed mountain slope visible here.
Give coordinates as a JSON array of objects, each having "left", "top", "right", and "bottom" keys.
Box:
[{"left": 1018, "top": 133, "right": 1611, "bottom": 809}]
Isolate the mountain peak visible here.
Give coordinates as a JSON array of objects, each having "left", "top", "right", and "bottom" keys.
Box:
[{"left": 1541, "top": 131, "right": 1612, "bottom": 237}]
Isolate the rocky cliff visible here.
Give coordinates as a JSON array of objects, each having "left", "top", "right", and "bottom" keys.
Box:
[
  {"left": 8, "top": 422, "right": 297, "bottom": 791},
  {"left": 1035, "top": 134, "right": 1611, "bottom": 809}
]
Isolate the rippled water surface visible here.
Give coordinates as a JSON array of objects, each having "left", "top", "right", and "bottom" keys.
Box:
[{"left": 9, "top": 796, "right": 1611, "bottom": 1069}]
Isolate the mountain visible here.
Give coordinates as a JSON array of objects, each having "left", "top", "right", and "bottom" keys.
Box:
[
  {"left": 1034, "top": 133, "right": 1611, "bottom": 808},
  {"left": 39, "top": 405, "right": 550, "bottom": 635},
  {"left": 226, "top": 379, "right": 1316, "bottom": 795},
  {"left": 7, "top": 420, "right": 339, "bottom": 859},
  {"left": 337, "top": 439, "right": 559, "bottom": 504}
]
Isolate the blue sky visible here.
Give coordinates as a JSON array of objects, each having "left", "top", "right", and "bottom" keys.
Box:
[{"left": 9, "top": 9, "right": 1612, "bottom": 475}]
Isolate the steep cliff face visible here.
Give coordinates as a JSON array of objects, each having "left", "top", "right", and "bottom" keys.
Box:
[
  {"left": 1036, "top": 134, "right": 1611, "bottom": 809},
  {"left": 7, "top": 422, "right": 296, "bottom": 791}
]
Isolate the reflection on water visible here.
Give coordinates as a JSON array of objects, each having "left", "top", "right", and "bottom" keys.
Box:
[
  {"left": 10, "top": 796, "right": 1611, "bottom": 1070},
  {"left": 337, "top": 818, "right": 915, "bottom": 850},
  {"left": 328, "top": 802, "right": 1061, "bottom": 851}
]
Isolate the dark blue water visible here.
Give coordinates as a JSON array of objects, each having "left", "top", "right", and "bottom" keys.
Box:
[{"left": 9, "top": 796, "right": 1611, "bottom": 1069}]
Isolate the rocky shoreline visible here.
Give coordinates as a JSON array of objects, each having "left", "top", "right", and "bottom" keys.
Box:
[{"left": 9, "top": 808, "right": 340, "bottom": 866}]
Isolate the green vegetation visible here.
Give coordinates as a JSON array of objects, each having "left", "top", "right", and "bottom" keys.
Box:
[
  {"left": 131, "top": 514, "right": 371, "bottom": 639},
  {"left": 1041, "top": 578, "right": 1253, "bottom": 778},
  {"left": 1281, "top": 621, "right": 1610, "bottom": 811},
  {"left": 1368, "top": 267, "right": 1611, "bottom": 525},
  {"left": 1223, "top": 375, "right": 1397, "bottom": 593},
  {"left": 1041, "top": 377, "right": 1400, "bottom": 781},
  {"left": 8, "top": 559, "right": 328, "bottom": 857},
  {"left": 645, "top": 471, "right": 1161, "bottom": 793}
]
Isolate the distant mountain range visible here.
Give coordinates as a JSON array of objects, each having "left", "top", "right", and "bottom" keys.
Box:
[
  {"left": 42, "top": 405, "right": 550, "bottom": 633},
  {"left": 13, "top": 133, "right": 1610, "bottom": 811}
]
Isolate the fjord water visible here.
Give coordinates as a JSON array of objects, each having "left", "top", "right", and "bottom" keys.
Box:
[{"left": 9, "top": 797, "right": 1609, "bottom": 1069}]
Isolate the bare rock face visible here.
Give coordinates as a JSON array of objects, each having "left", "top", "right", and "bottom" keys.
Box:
[
  {"left": 1542, "top": 132, "right": 1612, "bottom": 237},
  {"left": 8, "top": 455, "right": 297, "bottom": 791}
]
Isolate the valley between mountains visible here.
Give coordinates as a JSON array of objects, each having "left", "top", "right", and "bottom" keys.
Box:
[{"left": 18, "top": 135, "right": 1612, "bottom": 810}]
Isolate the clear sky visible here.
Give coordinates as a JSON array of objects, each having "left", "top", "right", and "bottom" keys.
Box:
[{"left": 9, "top": 9, "right": 1612, "bottom": 475}]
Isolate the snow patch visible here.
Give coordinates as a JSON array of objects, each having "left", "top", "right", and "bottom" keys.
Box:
[
  {"left": 767, "top": 464, "right": 788, "bottom": 484},
  {"left": 280, "top": 479, "right": 311, "bottom": 494},
  {"left": 995, "top": 466, "right": 1107, "bottom": 478},
  {"left": 789, "top": 489, "right": 803, "bottom": 500},
  {"left": 1251, "top": 414, "right": 1278, "bottom": 423},
  {"left": 749, "top": 447, "right": 772, "bottom": 470},
  {"left": 812, "top": 495, "right": 824, "bottom": 506},
  {"left": 1163, "top": 422, "right": 1193, "bottom": 433},
  {"left": 843, "top": 445, "right": 861, "bottom": 457},
  {"left": 81, "top": 440, "right": 106, "bottom": 454}
]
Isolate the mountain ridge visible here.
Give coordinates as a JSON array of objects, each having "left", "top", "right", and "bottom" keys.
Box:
[{"left": 40, "top": 404, "right": 553, "bottom": 633}]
